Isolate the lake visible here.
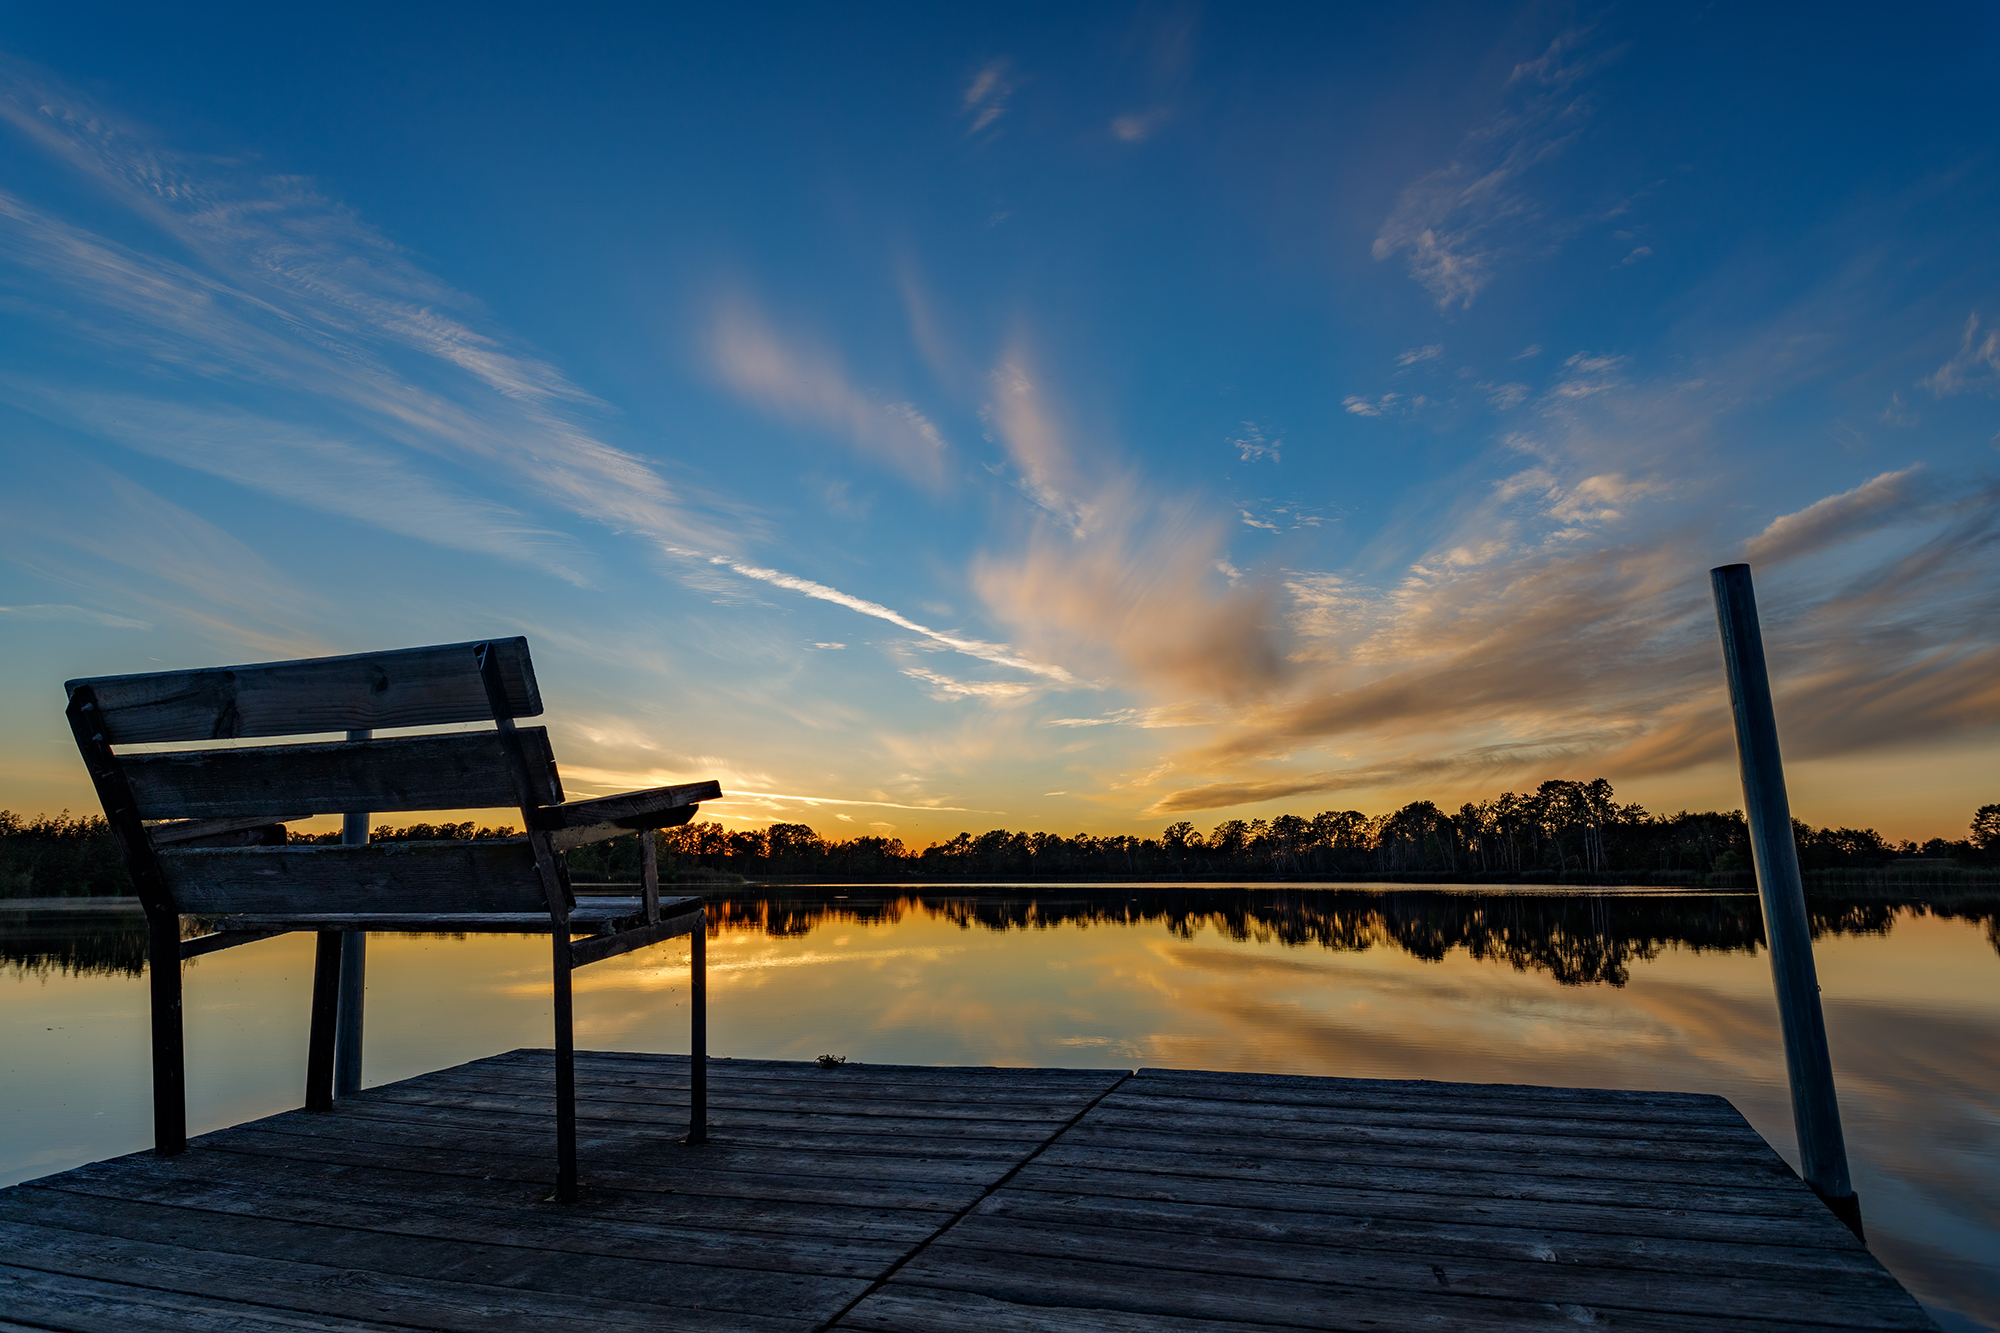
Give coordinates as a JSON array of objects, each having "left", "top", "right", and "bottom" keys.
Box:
[{"left": 3, "top": 884, "right": 1996, "bottom": 1329}]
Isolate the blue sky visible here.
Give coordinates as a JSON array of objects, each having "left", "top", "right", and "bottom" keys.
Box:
[{"left": 2, "top": 3, "right": 1996, "bottom": 842}]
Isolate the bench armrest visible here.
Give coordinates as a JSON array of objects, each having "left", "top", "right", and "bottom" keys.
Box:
[{"left": 536, "top": 780, "right": 722, "bottom": 850}]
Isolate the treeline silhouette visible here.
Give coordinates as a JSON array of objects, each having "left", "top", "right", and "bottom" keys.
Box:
[
  {"left": 10, "top": 885, "right": 1996, "bottom": 984},
  {"left": 622, "top": 780, "right": 1999, "bottom": 884},
  {"left": 3, "top": 780, "right": 1996, "bottom": 896}
]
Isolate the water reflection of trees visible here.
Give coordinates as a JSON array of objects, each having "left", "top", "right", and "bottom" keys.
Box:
[
  {"left": 2, "top": 908, "right": 150, "bottom": 979},
  {"left": 5, "top": 890, "right": 1994, "bottom": 987},
  {"left": 707, "top": 888, "right": 2000, "bottom": 987}
]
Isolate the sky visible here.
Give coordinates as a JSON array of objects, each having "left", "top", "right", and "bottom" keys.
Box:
[{"left": 1, "top": 3, "right": 1996, "bottom": 845}]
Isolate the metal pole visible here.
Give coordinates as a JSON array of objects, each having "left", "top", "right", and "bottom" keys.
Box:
[
  {"left": 1710, "top": 564, "right": 1861, "bottom": 1239},
  {"left": 334, "top": 728, "right": 370, "bottom": 1097},
  {"left": 689, "top": 907, "right": 706, "bottom": 1144}
]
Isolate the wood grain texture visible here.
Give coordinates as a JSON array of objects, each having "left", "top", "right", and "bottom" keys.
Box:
[
  {"left": 150, "top": 814, "right": 306, "bottom": 847},
  {"left": 179, "top": 927, "right": 290, "bottom": 959},
  {"left": 123, "top": 729, "right": 560, "bottom": 821},
  {"left": 67, "top": 638, "right": 540, "bottom": 744},
  {"left": 549, "top": 806, "right": 700, "bottom": 851},
  {"left": 569, "top": 908, "right": 704, "bottom": 967},
  {"left": 533, "top": 782, "right": 723, "bottom": 831},
  {"left": 0, "top": 1053, "right": 1934, "bottom": 1332},
  {"left": 201, "top": 896, "right": 700, "bottom": 935},
  {"left": 160, "top": 840, "right": 551, "bottom": 914}
]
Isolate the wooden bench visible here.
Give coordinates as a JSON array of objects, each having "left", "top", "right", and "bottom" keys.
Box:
[{"left": 64, "top": 637, "right": 719, "bottom": 1202}]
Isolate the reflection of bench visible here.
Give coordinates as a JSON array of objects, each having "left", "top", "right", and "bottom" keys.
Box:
[{"left": 65, "top": 637, "right": 719, "bottom": 1202}]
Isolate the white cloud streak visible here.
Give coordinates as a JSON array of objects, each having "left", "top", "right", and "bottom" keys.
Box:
[
  {"left": 704, "top": 556, "right": 1080, "bottom": 684},
  {"left": 963, "top": 60, "right": 1016, "bottom": 135},
  {"left": 0, "top": 603, "right": 151, "bottom": 629},
  {"left": 1371, "top": 29, "right": 1610, "bottom": 308},
  {"left": 1924, "top": 313, "right": 2000, "bottom": 397}
]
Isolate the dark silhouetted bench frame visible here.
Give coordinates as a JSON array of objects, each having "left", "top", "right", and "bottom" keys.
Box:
[{"left": 65, "top": 637, "right": 719, "bottom": 1202}]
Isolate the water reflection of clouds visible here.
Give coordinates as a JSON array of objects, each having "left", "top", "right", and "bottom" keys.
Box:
[{"left": 4, "top": 895, "right": 1995, "bottom": 1323}]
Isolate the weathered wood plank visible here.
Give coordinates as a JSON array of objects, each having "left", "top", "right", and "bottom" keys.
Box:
[
  {"left": 201, "top": 898, "right": 699, "bottom": 934},
  {"left": 43, "top": 1148, "right": 947, "bottom": 1248},
  {"left": 359, "top": 1067, "right": 1084, "bottom": 1123},
  {"left": 1133, "top": 1065, "right": 1732, "bottom": 1110},
  {"left": 0, "top": 1262, "right": 411, "bottom": 1332},
  {"left": 68, "top": 638, "right": 540, "bottom": 744},
  {"left": 0, "top": 1052, "right": 1926, "bottom": 1332},
  {"left": 180, "top": 928, "right": 291, "bottom": 959},
  {"left": 266, "top": 1100, "right": 1053, "bottom": 1168},
  {"left": 532, "top": 1050, "right": 1132, "bottom": 1090},
  {"left": 1076, "top": 1102, "right": 1786, "bottom": 1167},
  {"left": 1127, "top": 1071, "right": 1751, "bottom": 1125},
  {"left": 1103, "top": 1087, "right": 1770, "bottom": 1143},
  {"left": 161, "top": 841, "right": 550, "bottom": 914},
  {"left": 151, "top": 814, "right": 306, "bottom": 847},
  {"left": 927, "top": 1212, "right": 1925, "bottom": 1325},
  {"left": 196, "top": 1130, "right": 988, "bottom": 1214},
  {"left": 1043, "top": 1122, "right": 1806, "bottom": 1191},
  {"left": 966, "top": 1187, "right": 1890, "bottom": 1281},
  {"left": 549, "top": 806, "right": 699, "bottom": 851},
  {"left": 0, "top": 1197, "right": 856, "bottom": 1330},
  {"left": 1110, "top": 1079, "right": 1756, "bottom": 1128},
  {"left": 881, "top": 1247, "right": 1932, "bottom": 1332},
  {"left": 538, "top": 781, "right": 721, "bottom": 833},
  {"left": 1030, "top": 1140, "right": 1834, "bottom": 1218},
  {"left": 124, "top": 729, "right": 560, "bottom": 821},
  {"left": 569, "top": 907, "right": 702, "bottom": 967},
  {"left": 835, "top": 1285, "right": 1309, "bottom": 1333},
  {"left": 349, "top": 1083, "right": 1073, "bottom": 1144},
  {"left": 18, "top": 1167, "right": 911, "bottom": 1279},
  {"left": 417, "top": 1065, "right": 1115, "bottom": 1121},
  {"left": 202, "top": 1119, "right": 1017, "bottom": 1191},
  {"left": 1016, "top": 1160, "right": 1872, "bottom": 1248}
]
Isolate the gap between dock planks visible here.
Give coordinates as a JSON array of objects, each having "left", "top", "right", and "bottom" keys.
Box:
[{"left": 0, "top": 1055, "right": 1936, "bottom": 1332}]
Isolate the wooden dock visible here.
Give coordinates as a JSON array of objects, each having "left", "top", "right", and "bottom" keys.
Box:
[{"left": 0, "top": 1052, "right": 1934, "bottom": 1331}]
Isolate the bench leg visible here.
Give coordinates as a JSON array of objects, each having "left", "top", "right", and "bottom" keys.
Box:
[
  {"left": 148, "top": 914, "right": 187, "bottom": 1155},
  {"left": 305, "top": 931, "right": 342, "bottom": 1112},
  {"left": 689, "top": 907, "right": 706, "bottom": 1144},
  {"left": 553, "top": 933, "right": 578, "bottom": 1203},
  {"left": 333, "top": 931, "right": 365, "bottom": 1095}
]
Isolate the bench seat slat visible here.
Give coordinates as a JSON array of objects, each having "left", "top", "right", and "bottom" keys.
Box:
[
  {"left": 67, "top": 638, "right": 540, "bottom": 744},
  {"left": 532, "top": 781, "right": 722, "bottom": 831},
  {"left": 159, "top": 841, "right": 551, "bottom": 914},
  {"left": 122, "top": 729, "right": 561, "bottom": 822},
  {"left": 198, "top": 896, "right": 703, "bottom": 935}
]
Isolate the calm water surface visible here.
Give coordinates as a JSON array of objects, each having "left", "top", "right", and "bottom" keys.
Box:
[{"left": 4, "top": 885, "right": 1997, "bottom": 1328}]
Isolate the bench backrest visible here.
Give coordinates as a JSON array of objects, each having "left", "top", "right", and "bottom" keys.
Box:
[{"left": 67, "top": 639, "right": 566, "bottom": 917}]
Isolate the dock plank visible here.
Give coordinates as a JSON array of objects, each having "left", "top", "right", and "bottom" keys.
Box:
[
  {"left": 859, "top": 1246, "right": 1923, "bottom": 1332},
  {"left": 0, "top": 1054, "right": 1933, "bottom": 1332}
]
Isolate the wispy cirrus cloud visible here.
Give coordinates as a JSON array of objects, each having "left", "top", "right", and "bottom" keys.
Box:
[
  {"left": 1, "top": 467, "right": 324, "bottom": 657},
  {"left": 5, "top": 384, "right": 595, "bottom": 582},
  {"left": 709, "top": 298, "right": 951, "bottom": 489},
  {"left": 0, "top": 61, "right": 721, "bottom": 567},
  {"left": 1923, "top": 313, "right": 2000, "bottom": 397},
  {"left": 0, "top": 604, "right": 150, "bottom": 629},
  {"left": 1121, "top": 312, "right": 2000, "bottom": 817},
  {"left": 899, "top": 665, "right": 1039, "bottom": 701},
  {"left": 1372, "top": 29, "right": 1617, "bottom": 308},
  {"left": 974, "top": 360, "right": 1286, "bottom": 703},
  {"left": 1138, "top": 467, "right": 2000, "bottom": 814},
  {"left": 962, "top": 60, "right": 1016, "bottom": 135},
  {"left": 0, "top": 64, "right": 1086, "bottom": 704}
]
